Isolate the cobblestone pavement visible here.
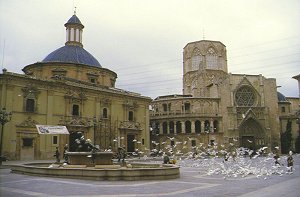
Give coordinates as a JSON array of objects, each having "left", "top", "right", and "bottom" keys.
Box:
[{"left": 0, "top": 155, "right": 299, "bottom": 197}]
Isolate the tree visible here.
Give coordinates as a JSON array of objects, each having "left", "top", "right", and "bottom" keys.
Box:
[{"left": 281, "top": 119, "right": 292, "bottom": 154}]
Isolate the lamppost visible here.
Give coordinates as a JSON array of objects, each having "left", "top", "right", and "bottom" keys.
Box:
[{"left": 0, "top": 108, "right": 12, "bottom": 165}]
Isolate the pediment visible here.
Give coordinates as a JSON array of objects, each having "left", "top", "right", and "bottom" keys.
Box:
[{"left": 17, "top": 116, "right": 39, "bottom": 128}]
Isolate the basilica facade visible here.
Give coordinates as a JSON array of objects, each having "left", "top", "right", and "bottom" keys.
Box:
[
  {"left": 150, "top": 40, "right": 295, "bottom": 154},
  {"left": 0, "top": 14, "right": 151, "bottom": 160}
]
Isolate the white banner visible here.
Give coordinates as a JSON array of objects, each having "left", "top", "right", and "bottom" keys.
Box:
[{"left": 36, "top": 125, "right": 69, "bottom": 134}]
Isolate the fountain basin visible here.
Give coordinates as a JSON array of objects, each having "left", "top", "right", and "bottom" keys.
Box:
[
  {"left": 10, "top": 162, "right": 180, "bottom": 181},
  {"left": 66, "top": 152, "right": 114, "bottom": 166}
]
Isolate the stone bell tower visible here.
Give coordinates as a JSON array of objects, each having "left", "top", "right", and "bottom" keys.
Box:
[{"left": 182, "top": 40, "right": 228, "bottom": 97}]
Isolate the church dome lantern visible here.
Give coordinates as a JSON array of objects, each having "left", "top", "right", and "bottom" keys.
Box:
[
  {"left": 41, "top": 13, "right": 101, "bottom": 67},
  {"left": 64, "top": 14, "right": 84, "bottom": 47}
]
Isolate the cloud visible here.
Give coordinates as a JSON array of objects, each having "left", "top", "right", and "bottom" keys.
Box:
[{"left": 1, "top": 0, "right": 299, "bottom": 98}]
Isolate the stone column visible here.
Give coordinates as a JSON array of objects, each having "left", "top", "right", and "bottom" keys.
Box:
[
  {"left": 201, "top": 121, "right": 205, "bottom": 133},
  {"left": 159, "top": 122, "right": 163, "bottom": 135},
  {"left": 210, "top": 119, "right": 214, "bottom": 133},
  {"left": 174, "top": 121, "right": 177, "bottom": 134},
  {"left": 181, "top": 121, "right": 185, "bottom": 134},
  {"left": 191, "top": 121, "right": 195, "bottom": 133},
  {"left": 167, "top": 121, "right": 170, "bottom": 134}
]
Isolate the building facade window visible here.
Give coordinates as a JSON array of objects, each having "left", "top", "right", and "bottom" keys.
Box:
[
  {"left": 213, "top": 120, "right": 219, "bottom": 133},
  {"left": 163, "top": 104, "right": 168, "bottom": 112},
  {"left": 184, "top": 103, "right": 190, "bottom": 111},
  {"left": 169, "top": 121, "right": 174, "bottom": 134},
  {"left": 191, "top": 48, "right": 202, "bottom": 71},
  {"left": 128, "top": 111, "right": 134, "bottom": 121},
  {"left": 206, "top": 47, "right": 218, "bottom": 69},
  {"left": 23, "top": 138, "right": 33, "bottom": 147},
  {"left": 22, "top": 87, "right": 40, "bottom": 113},
  {"left": 281, "top": 106, "right": 285, "bottom": 113},
  {"left": 25, "top": 98, "right": 35, "bottom": 112},
  {"left": 195, "top": 120, "right": 201, "bottom": 133},
  {"left": 155, "top": 122, "right": 160, "bottom": 134},
  {"left": 235, "top": 86, "right": 255, "bottom": 106},
  {"left": 52, "top": 136, "right": 58, "bottom": 145},
  {"left": 176, "top": 121, "right": 182, "bottom": 133},
  {"left": 204, "top": 120, "right": 210, "bottom": 132},
  {"left": 162, "top": 122, "right": 168, "bottom": 134},
  {"left": 72, "top": 104, "right": 79, "bottom": 116},
  {"left": 185, "top": 121, "right": 191, "bottom": 133},
  {"left": 191, "top": 55, "right": 202, "bottom": 71},
  {"left": 103, "top": 108, "right": 108, "bottom": 118}
]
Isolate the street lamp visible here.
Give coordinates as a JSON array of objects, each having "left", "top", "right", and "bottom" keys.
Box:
[{"left": 0, "top": 108, "right": 12, "bottom": 165}]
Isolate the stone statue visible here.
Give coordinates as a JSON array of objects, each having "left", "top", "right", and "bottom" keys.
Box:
[{"left": 74, "top": 132, "right": 99, "bottom": 152}]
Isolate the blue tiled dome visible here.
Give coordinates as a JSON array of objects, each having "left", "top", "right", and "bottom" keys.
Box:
[
  {"left": 42, "top": 45, "right": 101, "bottom": 67},
  {"left": 277, "top": 92, "right": 288, "bottom": 102}
]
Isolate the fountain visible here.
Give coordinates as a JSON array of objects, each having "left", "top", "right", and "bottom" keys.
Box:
[
  {"left": 64, "top": 132, "right": 114, "bottom": 166},
  {"left": 10, "top": 132, "right": 180, "bottom": 180}
]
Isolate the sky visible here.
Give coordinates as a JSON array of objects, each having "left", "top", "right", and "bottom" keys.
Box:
[{"left": 0, "top": 0, "right": 300, "bottom": 99}]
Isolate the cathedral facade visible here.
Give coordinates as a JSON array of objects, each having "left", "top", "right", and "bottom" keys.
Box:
[
  {"left": 0, "top": 14, "right": 151, "bottom": 160},
  {"left": 150, "top": 40, "right": 285, "bottom": 153}
]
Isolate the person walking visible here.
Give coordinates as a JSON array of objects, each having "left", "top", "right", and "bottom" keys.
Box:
[
  {"left": 54, "top": 147, "right": 60, "bottom": 163},
  {"left": 287, "top": 150, "right": 294, "bottom": 173}
]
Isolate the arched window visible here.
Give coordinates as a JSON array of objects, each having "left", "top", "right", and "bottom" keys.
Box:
[
  {"left": 191, "top": 48, "right": 202, "bottom": 71},
  {"left": 204, "top": 120, "right": 210, "bottom": 133},
  {"left": 102, "top": 108, "right": 108, "bottom": 118},
  {"left": 192, "top": 55, "right": 202, "bottom": 71},
  {"left": 169, "top": 121, "right": 174, "bottom": 134},
  {"left": 72, "top": 104, "right": 79, "bottom": 116},
  {"left": 162, "top": 122, "right": 168, "bottom": 134},
  {"left": 185, "top": 121, "right": 191, "bottom": 133},
  {"left": 195, "top": 120, "right": 201, "bottom": 133},
  {"left": 176, "top": 121, "right": 182, "bottom": 133},
  {"left": 155, "top": 122, "right": 160, "bottom": 134},
  {"left": 206, "top": 47, "right": 218, "bottom": 69}
]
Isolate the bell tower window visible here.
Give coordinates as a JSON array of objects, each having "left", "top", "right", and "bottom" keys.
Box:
[
  {"left": 206, "top": 47, "right": 218, "bottom": 69},
  {"left": 191, "top": 48, "right": 202, "bottom": 71}
]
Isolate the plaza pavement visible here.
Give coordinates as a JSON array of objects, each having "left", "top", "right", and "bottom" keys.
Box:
[{"left": 0, "top": 155, "right": 299, "bottom": 197}]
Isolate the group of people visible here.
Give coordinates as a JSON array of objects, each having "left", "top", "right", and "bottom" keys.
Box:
[
  {"left": 54, "top": 144, "right": 69, "bottom": 163},
  {"left": 274, "top": 150, "right": 294, "bottom": 172}
]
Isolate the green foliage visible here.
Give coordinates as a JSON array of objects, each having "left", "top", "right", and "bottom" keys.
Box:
[{"left": 281, "top": 120, "right": 292, "bottom": 154}]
